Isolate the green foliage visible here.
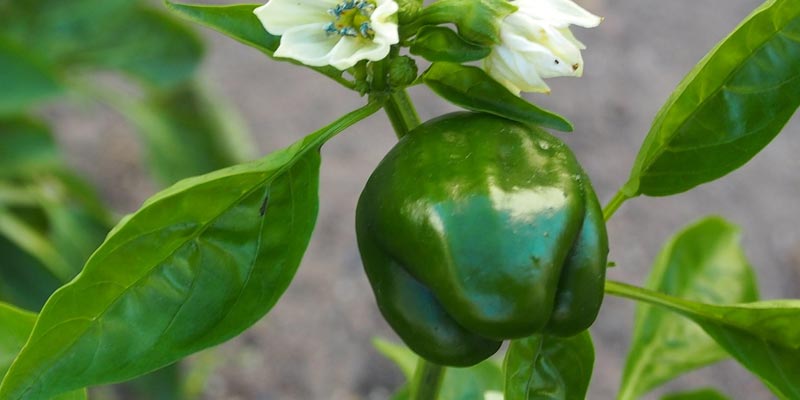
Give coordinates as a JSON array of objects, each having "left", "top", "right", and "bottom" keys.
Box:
[
  {"left": 661, "top": 388, "right": 730, "bottom": 400},
  {"left": 0, "top": 102, "right": 379, "bottom": 399},
  {"left": 0, "top": 117, "right": 59, "bottom": 177},
  {"left": 0, "top": 41, "right": 61, "bottom": 115},
  {"left": 504, "top": 331, "right": 594, "bottom": 400},
  {"left": 607, "top": 282, "right": 800, "bottom": 399},
  {"left": 0, "top": 303, "right": 87, "bottom": 400},
  {"left": 0, "top": 0, "right": 798, "bottom": 396},
  {"left": 423, "top": 63, "right": 573, "bottom": 131},
  {"left": 623, "top": 0, "right": 800, "bottom": 197},
  {"left": 618, "top": 217, "right": 758, "bottom": 400},
  {"left": 410, "top": 27, "right": 491, "bottom": 63},
  {"left": 0, "top": 117, "right": 111, "bottom": 310},
  {"left": 0, "top": 145, "right": 318, "bottom": 398},
  {"left": 0, "top": 303, "right": 35, "bottom": 379},
  {"left": 1, "top": 1, "right": 202, "bottom": 89}
]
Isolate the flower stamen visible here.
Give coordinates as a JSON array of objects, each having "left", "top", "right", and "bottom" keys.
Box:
[{"left": 326, "top": 0, "right": 377, "bottom": 39}]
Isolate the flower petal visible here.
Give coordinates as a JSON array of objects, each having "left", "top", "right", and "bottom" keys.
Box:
[
  {"left": 274, "top": 24, "right": 340, "bottom": 66},
  {"left": 328, "top": 37, "right": 391, "bottom": 69},
  {"left": 372, "top": 1, "right": 400, "bottom": 44},
  {"left": 254, "top": 0, "right": 335, "bottom": 35},
  {"left": 515, "top": 0, "right": 602, "bottom": 28}
]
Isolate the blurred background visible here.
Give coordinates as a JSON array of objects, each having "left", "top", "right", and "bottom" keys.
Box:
[{"left": 2, "top": 0, "right": 799, "bottom": 398}]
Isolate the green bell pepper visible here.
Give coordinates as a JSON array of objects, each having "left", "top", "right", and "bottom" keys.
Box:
[{"left": 356, "top": 112, "right": 608, "bottom": 366}]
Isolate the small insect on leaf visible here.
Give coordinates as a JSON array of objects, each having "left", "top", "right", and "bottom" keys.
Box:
[{"left": 259, "top": 191, "right": 270, "bottom": 216}]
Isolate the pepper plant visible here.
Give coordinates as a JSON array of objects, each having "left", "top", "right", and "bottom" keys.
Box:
[{"left": 0, "top": 0, "right": 799, "bottom": 398}]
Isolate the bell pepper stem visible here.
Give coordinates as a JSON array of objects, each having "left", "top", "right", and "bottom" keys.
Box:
[
  {"left": 384, "top": 89, "right": 421, "bottom": 138},
  {"left": 408, "top": 358, "right": 446, "bottom": 400}
]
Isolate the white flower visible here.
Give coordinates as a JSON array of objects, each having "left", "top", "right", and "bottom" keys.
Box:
[
  {"left": 482, "top": 0, "right": 602, "bottom": 95},
  {"left": 255, "top": 0, "right": 399, "bottom": 70}
]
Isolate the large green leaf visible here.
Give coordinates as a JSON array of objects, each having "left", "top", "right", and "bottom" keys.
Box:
[
  {"left": 0, "top": 303, "right": 87, "bottom": 400},
  {"left": 112, "top": 81, "right": 255, "bottom": 185},
  {"left": 607, "top": 281, "right": 800, "bottom": 400},
  {"left": 0, "top": 101, "right": 380, "bottom": 399},
  {"left": 0, "top": 41, "right": 61, "bottom": 115},
  {"left": 165, "top": 1, "right": 346, "bottom": 86},
  {"left": 374, "top": 338, "right": 503, "bottom": 400},
  {"left": 0, "top": 303, "right": 36, "bottom": 379},
  {"left": 623, "top": 0, "right": 800, "bottom": 197},
  {"left": 617, "top": 217, "right": 758, "bottom": 400},
  {"left": 661, "top": 388, "right": 730, "bottom": 400},
  {"left": 423, "top": 62, "right": 573, "bottom": 132},
  {"left": 503, "top": 331, "right": 594, "bottom": 400}
]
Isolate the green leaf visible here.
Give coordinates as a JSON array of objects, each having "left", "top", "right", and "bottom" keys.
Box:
[
  {"left": 374, "top": 338, "right": 503, "bottom": 400},
  {"left": 406, "top": 0, "right": 516, "bottom": 45},
  {"left": 423, "top": 63, "right": 573, "bottom": 132},
  {"left": 661, "top": 388, "right": 730, "bottom": 400},
  {"left": 606, "top": 281, "right": 800, "bottom": 400},
  {"left": 0, "top": 40, "right": 61, "bottom": 115},
  {"left": 0, "top": 303, "right": 88, "bottom": 400},
  {"left": 617, "top": 217, "right": 758, "bottom": 400},
  {"left": 0, "top": 117, "right": 60, "bottom": 176},
  {"left": 165, "top": 2, "right": 346, "bottom": 86},
  {"left": 0, "top": 303, "right": 36, "bottom": 380},
  {"left": 410, "top": 26, "right": 491, "bottom": 63},
  {"left": 118, "top": 81, "right": 255, "bottom": 186},
  {"left": 623, "top": 0, "right": 800, "bottom": 197},
  {"left": 0, "top": 101, "right": 381, "bottom": 399},
  {"left": 503, "top": 331, "right": 594, "bottom": 400}
]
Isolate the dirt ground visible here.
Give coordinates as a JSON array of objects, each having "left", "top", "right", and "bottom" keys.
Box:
[{"left": 51, "top": 0, "right": 799, "bottom": 398}]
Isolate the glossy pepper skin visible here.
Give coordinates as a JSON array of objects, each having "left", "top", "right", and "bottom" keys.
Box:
[{"left": 356, "top": 112, "right": 608, "bottom": 366}]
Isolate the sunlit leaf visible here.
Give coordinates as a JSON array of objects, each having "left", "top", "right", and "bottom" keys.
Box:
[
  {"left": 617, "top": 217, "right": 758, "bottom": 400},
  {"left": 623, "top": 0, "right": 800, "bottom": 196},
  {"left": 0, "top": 102, "right": 380, "bottom": 399},
  {"left": 607, "top": 281, "right": 800, "bottom": 400}
]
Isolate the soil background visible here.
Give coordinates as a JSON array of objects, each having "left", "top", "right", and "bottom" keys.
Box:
[{"left": 51, "top": 0, "right": 800, "bottom": 398}]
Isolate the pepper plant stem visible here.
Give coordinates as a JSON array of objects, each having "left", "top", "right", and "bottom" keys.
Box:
[
  {"left": 384, "top": 89, "right": 421, "bottom": 138},
  {"left": 408, "top": 358, "right": 446, "bottom": 400}
]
